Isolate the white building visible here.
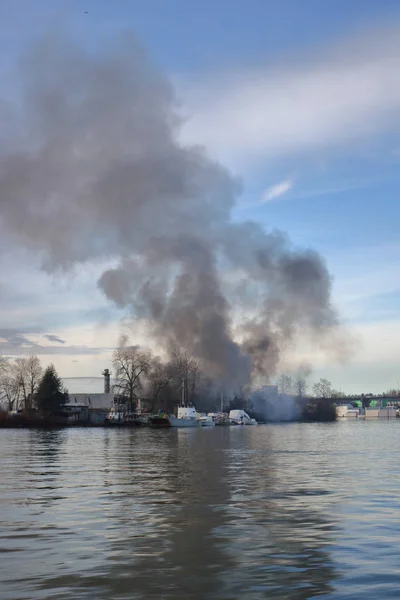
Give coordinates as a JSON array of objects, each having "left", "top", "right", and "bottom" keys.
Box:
[
  {"left": 68, "top": 393, "right": 113, "bottom": 410},
  {"left": 63, "top": 369, "right": 114, "bottom": 424}
]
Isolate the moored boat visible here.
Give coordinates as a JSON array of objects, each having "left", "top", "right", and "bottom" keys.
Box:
[
  {"left": 149, "top": 405, "right": 199, "bottom": 428},
  {"left": 199, "top": 414, "right": 216, "bottom": 427},
  {"left": 169, "top": 405, "right": 199, "bottom": 427},
  {"left": 149, "top": 411, "right": 171, "bottom": 427},
  {"left": 104, "top": 407, "right": 125, "bottom": 426},
  {"left": 104, "top": 407, "right": 143, "bottom": 427},
  {"left": 212, "top": 412, "right": 230, "bottom": 426},
  {"left": 229, "top": 409, "right": 257, "bottom": 426},
  {"left": 150, "top": 376, "right": 200, "bottom": 428},
  {"left": 336, "top": 405, "right": 348, "bottom": 418}
]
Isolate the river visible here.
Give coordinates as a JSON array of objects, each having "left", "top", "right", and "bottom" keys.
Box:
[{"left": 1, "top": 421, "right": 399, "bottom": 599}]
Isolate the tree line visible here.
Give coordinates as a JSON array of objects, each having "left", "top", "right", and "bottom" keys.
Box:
[
  {"left": 276, "top": 374, "right": 344, "bottom": 398},
  {"left": 111, "top": 346, "right": 351, "bottom": 413},
  {"left": 112, "top": 345, "right": 205, "bottom": 413},
  {"left": 0, "top": 356, "right": 68, "bottom": 415},
  {"left": 1, "top": 348, "right": 397, "bottom": 417},
  {"left": 277, "top": 374, "right": 400, "bottom": 399}
]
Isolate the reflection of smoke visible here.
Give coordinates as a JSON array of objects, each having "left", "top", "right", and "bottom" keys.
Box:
[
  {"left": 77, "top": 428, "right": 338, "bottom": 599},
  {"left": 0, "top": 33, "right": 343, "bottom": 388},
  {"left": 93, "top": 429, "right": 235, "bottom": 598},
  {"left": 1, "top": 428, "right": 340, "bottom": 598}
]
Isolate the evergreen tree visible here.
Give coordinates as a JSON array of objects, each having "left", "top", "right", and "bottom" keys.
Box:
[{"left": 35, "top": 365, "right": 68, "bottom": 415}]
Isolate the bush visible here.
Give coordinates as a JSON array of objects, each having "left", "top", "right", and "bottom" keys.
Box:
[{"left": 302, "top": 399, "right": 337, "bottom": 422}]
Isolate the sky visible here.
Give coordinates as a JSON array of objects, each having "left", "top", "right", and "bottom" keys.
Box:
[{"left": 0, "top": 0, "right": 399, "bottom": 394}]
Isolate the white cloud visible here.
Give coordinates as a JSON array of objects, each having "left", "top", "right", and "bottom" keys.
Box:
[
  {"left": 261, "top": 178, "right": 292, "bottom": 203},
  {"left": 179, "top": 25, "right": 400, "bottom": 167}
]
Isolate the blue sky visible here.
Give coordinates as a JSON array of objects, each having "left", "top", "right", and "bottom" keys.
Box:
[{"left": 0, "top": 1, "right": 399, "bottom": 393}]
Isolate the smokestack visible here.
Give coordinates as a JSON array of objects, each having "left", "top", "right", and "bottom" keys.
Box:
[{"left": 102, "top": 369, "right": 111, "bottom": 394}]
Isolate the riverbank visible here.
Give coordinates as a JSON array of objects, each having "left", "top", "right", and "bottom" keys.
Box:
[{"left": 0, "top": 398, "right": 338, "bottom": 428}]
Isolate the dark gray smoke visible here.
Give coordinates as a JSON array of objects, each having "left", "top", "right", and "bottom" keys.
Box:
[{"left": 0, "top": 32, "right": 341, "bottom": 389}]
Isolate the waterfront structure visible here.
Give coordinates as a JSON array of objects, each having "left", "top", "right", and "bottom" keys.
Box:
[
  {"left": 64, "top": 368, "right": 114, "bottom": 424},
  {"left": 336, "top": 404, "right": 397, "bottom": 419}
]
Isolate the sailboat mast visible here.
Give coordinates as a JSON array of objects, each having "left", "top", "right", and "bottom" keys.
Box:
[{"left": 181, "top": 377, "right": 185, "bottom": 406}]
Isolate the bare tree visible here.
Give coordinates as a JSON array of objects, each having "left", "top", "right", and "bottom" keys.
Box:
[
  {"left": 294, "top": 376, "right": 308, "bottom": 399},
  {"left": 188, "top": 360, "right": 202, "bottom": 403},
  {"left": 384, "top": 388, "right": 400, "bottom": 397},
  {"left": 313, "top": 378, "right": 332, "bottom": 398},
  {"left": 145, "top": 358, "right": 172, "bottom": 411},
  {"left": 171, "top": 349, "right": 202, "bottom": 404},
  {"left": 0, "top": 356, "right": 9, "bottom": 409},
  {"left": 112, "top": 345, "right": 151, "bottom": 412},
  {"left": 0, "top": 360, "right": 22, "bottom": 411},
  {"left": 0, "top": 355, "right": 7, "bottom": 378},
  {"left": 277, "top": 374, "right": 293, "bottom": 395},
  {"left": 14, "top": 355, "right": 43, "bottom": 410},
  {"left": 331, "top": 389, "right": 346, "bottom": 398}
]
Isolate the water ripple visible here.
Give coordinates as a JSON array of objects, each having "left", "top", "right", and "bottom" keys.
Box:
[{"left": 1, "top": 423, "right": 400, "bottom": 598}]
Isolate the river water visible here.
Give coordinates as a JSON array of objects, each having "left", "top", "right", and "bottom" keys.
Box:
[{"left": 1, "top": 421, "right": 399, "bottom": 599}]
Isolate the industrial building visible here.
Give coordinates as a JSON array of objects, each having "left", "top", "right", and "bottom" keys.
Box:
[{"left": 64, "top": 368, "right": 113, "bottom": 424}]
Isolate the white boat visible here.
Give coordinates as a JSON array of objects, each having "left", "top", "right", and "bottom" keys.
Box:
[
  {"left": 336, "top": 405, "right": 348, "bottom": 418},
  {"left": 208, "top": 411, "right": 230, "bottom": 426},
  {"left": 199, "top": 415, "right": 216, "bottom": 427},
  {"left": 150, "top": 378, "right": 200, "bottom": 428},
  {"left": 169, "top": 405, "right": 199, "bottom": 428},
  {"left": 105, "top": 406, "right": 126, "bottom": 425},
  {"left": 166, "top": 376, "right": 199, "bottom": 427},
  {"left": 336, "top": 404, "right": 360, "bottom": 418},
  {"left": 229, "top": 409, "right": 257, "bottom": 426},
  {"left": 105, "top": 406, "right": 144, "bottom": 427}
]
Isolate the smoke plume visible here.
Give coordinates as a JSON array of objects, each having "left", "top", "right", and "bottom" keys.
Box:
[{"left": 0, "top": 32, "right": 341, "bottom": 390}]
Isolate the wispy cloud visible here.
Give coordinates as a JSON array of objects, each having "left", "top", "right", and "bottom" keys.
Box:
[
  {"left": 45, "top": 334, "right": 66, "bottom": 344},
  {"left": 261, "top": 179, "right": 293, "bottom": 203},
  {"left": 0, "top": 328, "right": 39, "bottom": 348},
  {"left": 0, "top": 327, "right": 110, "bottom": 357},
  {"left": 295, "top": 180, "right": 371, "bottom": 199},
  {"left": 180, "top": 25, "right": 400, "bottom": 166}
]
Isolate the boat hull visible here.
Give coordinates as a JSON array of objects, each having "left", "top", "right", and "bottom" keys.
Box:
[
  {"left": 200, "top": 417, "right": 216, "bottom": 427},
  {"left": 104, "top": 419, "right": 142, "bottom": 427},
  {"left": 149, "top": 416, "right": 171, "bottom": 428},
  {"left": 169, "top": 416, "right": 199, "bottom": 428}
]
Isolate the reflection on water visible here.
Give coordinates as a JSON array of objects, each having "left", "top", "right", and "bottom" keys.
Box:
[{"left": 1, "top": 422, "right": 400, "bottom": 599}]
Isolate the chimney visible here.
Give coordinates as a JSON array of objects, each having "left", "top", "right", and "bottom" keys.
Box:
[{"left": 102, "top": 369, "right": 111, "bottom": 394}]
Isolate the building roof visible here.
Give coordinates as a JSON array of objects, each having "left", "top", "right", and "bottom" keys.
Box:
[{"left": 68, "top": 393, "right": 113, "bottom": 409}]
